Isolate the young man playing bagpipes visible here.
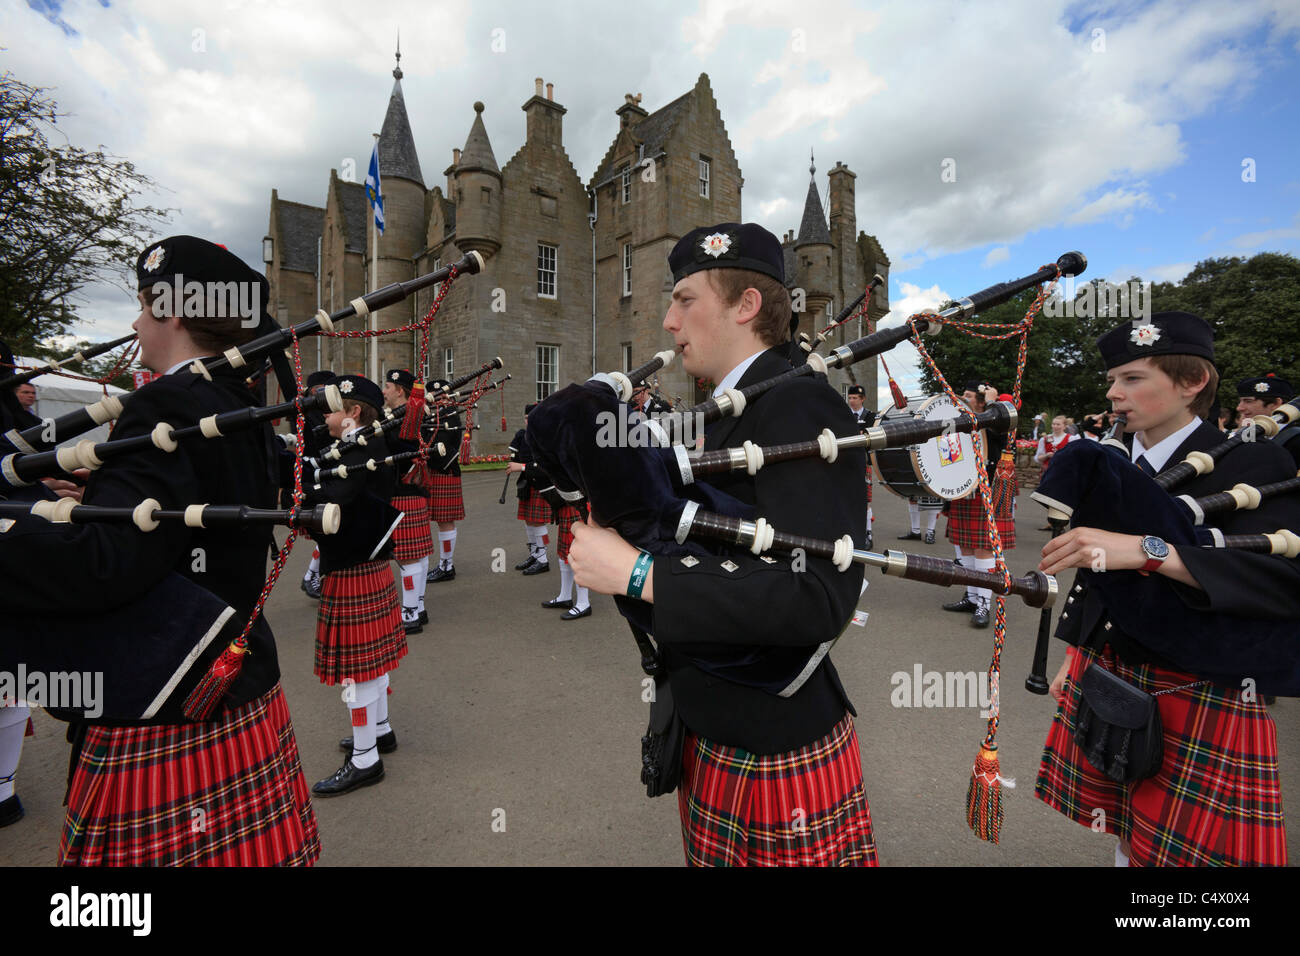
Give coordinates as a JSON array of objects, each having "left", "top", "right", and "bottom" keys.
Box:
[
  {"left": 567, "top": 223, "right": 876, "bottom": 866},
  {"left": 307, "top": 374, "right": 408, "bottom": 796},
  {"left": 0, "top": 236, "right": 320, "bottom": 865},
  {"left": 301, "top": 369, "right": 339, "bottom": 599},
  {"left": 507, "top": 404, "right": 552, "bottom": 575},
  {"left": 423, "top": 378, "right": 468, "bottom": 583},
  {"left": 381, "top": 368, "right": 433, "bottom": 634},
  {"left": 1034, "top": 311, "right": 1299, "bottom": 866}
]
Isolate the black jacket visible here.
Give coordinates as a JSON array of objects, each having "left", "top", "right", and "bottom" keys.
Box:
[
  {"left": 652, "top": 348, "right": 867, "bottom": 754},
  {"left": 1058, "top": 419, "right": 1300, "bottom": 675},
  {"left": 0, "top": 365, "right": 282, "bottom": 722},
  {"left": 304, "top": 431, "right": 399, "bottom": 573}
]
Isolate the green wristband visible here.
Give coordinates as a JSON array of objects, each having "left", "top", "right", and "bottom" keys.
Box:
[{"left": 627, "top": 551, "right": 653, "bottom": 599}]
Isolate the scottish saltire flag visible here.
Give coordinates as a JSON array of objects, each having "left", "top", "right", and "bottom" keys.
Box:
[{"left": 365, "top": 143, "right": 385, "bottom": 235}]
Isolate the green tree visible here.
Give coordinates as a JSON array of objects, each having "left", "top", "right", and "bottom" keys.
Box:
[{"left": 0, "top": 71, "right": 168, "bottom": 357}]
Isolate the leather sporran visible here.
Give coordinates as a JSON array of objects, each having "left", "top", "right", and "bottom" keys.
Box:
[
  {"left": 1072, "top": 664, "right": 1163, "bottom": 783},
  {"left": 640, "top": 672, "right": 686, "bottom": 798}
]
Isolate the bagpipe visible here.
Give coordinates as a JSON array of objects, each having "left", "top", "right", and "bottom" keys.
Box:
[
  {"left": 0, "top": 252, "right": 485, "bottom": 458},
  {"left": 1, "top": 385, "right": 342, "bottom": 492},
  {"left": 0, "top": 331, "right": 139, "bottom": 391},
  {"left": 1026, "top": 405, "right": 1300, "bottom": 695},
  {"left": 0, "top": 497, "right": 340, "bottom": 536}
]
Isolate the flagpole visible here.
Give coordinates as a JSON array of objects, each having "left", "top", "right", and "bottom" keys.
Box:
[{"left": 370, "top": 133, "right": 380, "bottom": 384}]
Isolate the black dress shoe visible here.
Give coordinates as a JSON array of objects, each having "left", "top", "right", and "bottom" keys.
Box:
[
  {"left": 560, "top": 605, "right": 592, "bottom": 621},
  {"left": 312, "top": 759, "right": 384, "bottom": 796},
  {"left": 0, "top": 794, "right": 24, "bottom": 828},
  {"left": 419, "top": 608, "right": 429, "bottom": 625},
  {"left": 924, "top": 530, "right": 936, "bottom": 545},
  {"left": 427, "top": 565, "right": 456, "bottom": 583},
  {"left": 541, "top": 597, "right": 574, "bottom": 609},
  {"left": 942, "top": 597, "right": 978, "bottom": 612},
  {"left": 971, "top": 607, "right": 990, "bottom": 628},
  {"left": 339, "top": 730, "right": 398, "bottom": 754},
  {"left": 897, "top": 531, "right": 922, "bottom": 540},
  {"left": 402, "top": 612, "right": 423, "bottom": 634},
  {"left": 301, "top": 574, "right": 322, "bottom": 600},
  {"left": 865, "top": 531, "right": 873, "bottom": 550},
  {"left": 515, "top": 555, "right": 537, "bottom": 571},
  {"left": 522, "top": 560, "right": 550, "bottom": 575}
]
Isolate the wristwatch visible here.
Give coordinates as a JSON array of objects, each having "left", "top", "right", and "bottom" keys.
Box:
[{"left": 1139, "top": 535, "right": 1169, "bottom": 574}]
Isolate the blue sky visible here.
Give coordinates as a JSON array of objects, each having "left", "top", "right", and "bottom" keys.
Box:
[{"left": 7, "top": 0, "right": 1300, "bottom": 403}]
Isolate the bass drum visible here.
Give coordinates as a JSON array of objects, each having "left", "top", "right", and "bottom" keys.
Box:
[{"left": 871, "top": 394, "right": 979, "bottom": 501}]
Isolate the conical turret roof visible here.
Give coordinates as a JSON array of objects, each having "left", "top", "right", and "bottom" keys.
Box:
[
  {"left": 378, "top": 78, "right": 424, "bottom": 186},
  {"left": 459, "top": 102, "right": 500, "bottom": 175}
]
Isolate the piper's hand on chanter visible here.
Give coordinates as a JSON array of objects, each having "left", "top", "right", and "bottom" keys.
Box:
[
  {"left": 1049, "top": 651, "right": 1073, "bottom": 704},
  {"left": 41, "top": 469, "right": 89, "bottom": 502},
  {"left": 505, "top": 461, "right": 525, "bottom": 474},
  {"left": 1039, "top": 526, "right": 1201, "bottom": 589},
  {"left": 569, "top": 519, "right": 654, "bottom": 603}
]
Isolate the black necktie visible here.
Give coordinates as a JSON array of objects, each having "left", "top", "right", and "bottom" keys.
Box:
[{"left": 1135, "top": 454, "right": 1157, "bottom": 477}]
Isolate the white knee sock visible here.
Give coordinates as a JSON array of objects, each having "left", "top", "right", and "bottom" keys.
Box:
[
  {"left": 573, "top": 584, "right": 590, "bottom": 613},
  {"left": 348, "top": 677, "right": 383, "bottom": 769},
  {"left": 922, "top": 508, "right": 939, "bottom": 533},
  {"left": 416, "top": 556, "right": 429, "bottom": 612},
  {"left": 525, "top": 524, "right": 541, "bottom": 553},
  {"left": 557, "top": 558, "right": 574, "bottom": 602},
  {"left": 399, "top": 561, "right": 421, "bottom": 611},
  {"left": 531, "top": 527, "right": 549, "bottom": 564},
  {"left": 908, "top": 501, "right": 920, "bottom": 534},
  {"left": 0, "top": 706, "right": 29, "bottom": 801},
  {"left": 438, "top": 529, "right": 457, "bottom": 569},
  {"left": 375, "top": 673, "right": 391, "bottom": 734},
  {"left": 305, "top": 547, "right": 320, "bottom": 579},
  {"left": 1115, "top": 842, "right": 1130, "bottom": 867},
  {"left": 973, "top": 557, "right": 996, "bottom": 609}
]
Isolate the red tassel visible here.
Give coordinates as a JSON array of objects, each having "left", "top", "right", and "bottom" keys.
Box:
[
  {"left": 400, "top": 382, "right": 426, "bottom": 440},
  {"left": 407, "top": 457, "right": 434, "bottom": 492},
  {"left": 182, "top": 641, "right": 249, "bottom": 720},
  {"left": 889, "top": 377, "right": 906, "bottom": 410},
  {"left": 501, "top": 415, "right": 507, "bottom": 431},
  {"left": 966, "top": 745, "right": 1004, "bottom": 843}
]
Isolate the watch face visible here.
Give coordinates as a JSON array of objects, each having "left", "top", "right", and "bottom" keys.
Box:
[{"left": 1142, "top": 535, "right": 1170, "bottom": 559}]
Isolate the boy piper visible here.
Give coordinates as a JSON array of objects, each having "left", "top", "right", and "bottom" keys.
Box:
[
  {"left": 424, "top": 379, "right": 468, "bottom": 583},
  {"left": 0, "top": 236, "right": 319, "bottom": 864},
  {"left": 568, "top": 222, "right": 875, "bottom": 866},
  {"left": 308, "top": 374, "right": 408, "bottom": 795},
  {"left": 1035, "top": 311, "right": 1298, "bottom": 866},
  {"left": 382, "top": 369, "right": 433, "bottom": 633}
]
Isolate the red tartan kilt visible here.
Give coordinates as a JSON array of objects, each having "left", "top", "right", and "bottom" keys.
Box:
[
  {"left": 678, "top": 713, "right": 878, "bottom": 867},
  {"left": 864, "top": 465, "right": 872, "bottom": 505},
  {"left": 517, "top": 487, "right": 552, "bottom": 525},
  {"left": 1035, "top": 644, "right": 1287, "bottom": 866},
  {"left": 390, "top": 493, "right": 433, "bottom": 563},
  {"left": 315, "top": 561, "right": 408, "bottom": 685},
  {"left": 426, "top": 473, "right": 465, "bottom": 524},
  {"left": 945, "top": 489, "right": 1015, "bottom": 550},
  {"left": 59, "top": 684, "right": 320, "bottom": 866},
  {"left": 556, "top": 503, "right": 585, "bottom": 560}
]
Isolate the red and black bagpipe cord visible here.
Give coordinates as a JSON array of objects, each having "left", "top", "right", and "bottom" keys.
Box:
[
  {"left": 907, "top": 264, "right": 1060, "bottom": 843},
  {"left": 183, "top": 269, "right": 463, "bottom": 719}
]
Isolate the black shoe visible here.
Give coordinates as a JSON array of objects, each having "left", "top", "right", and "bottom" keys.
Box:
[
  {"left": 560, "top": 605, "right": 592, "bottom": 621},
  {"left": 897, "top": 531, "right": 922, "bottom": 540},
  {"left": 312, "top": 759, "right": 384, "bottom": 797},
  {"left": 339, "top": 730, "right": 398, "bottom": 755},
  {"left": 924, "top": 530, "right": 936, "bottom": 545},
  {"left": 0, "top": 794, "right": 24, "bottom": 828},
  {"left": 419, "top": 608, "right": 429, "bottom": 625},
  {"left": 427, "top": 564, "right": 455, "bottom": 583},
  {"left": 301, "top": 573, "right": 322, "bottom": 600},
  {"left": 515, "top": 555, "right": 537, "bottom": 571},
  {"left": 971, "top": 607, "right": 990, "bottom": 628},
  {"left": 865, "top": 531, "right": 873, "bottom": 550},
  {"left": 402, "top": 609, "right": 423, "bottom": 634},
  {"left": 522, "top": 560, "right": 550, "bottom": 576},
  {"left": 541, "top": 597, "right": 574, "bottom": 609},
  {"left": 943, "top": 597, "right": 978, "bottom": 613}
]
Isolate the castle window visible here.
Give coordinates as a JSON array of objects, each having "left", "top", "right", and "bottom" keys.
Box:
[
  {"left": 621, "top": 165, "right": 631, "bottom": 204},
  {"left": 699, "top": 157, "right": 711, "bottom": 198},
  {"left": 537, "top": 242, "right": 557, "bottom": 299},
  {"left": 621, "top": 343, "right": 632, "bottom": 372},
  {"left": 536, "top": 345, "right": 559, "bottom": 401},
  {"left": 622, "top": 243, "right": 632, "bottom": 297},
  {"left": 444, "top": 347, "right": 454, "bottom": 380},
  {"left": 481, "top": 187, "right": 492, "bottom": 204}
]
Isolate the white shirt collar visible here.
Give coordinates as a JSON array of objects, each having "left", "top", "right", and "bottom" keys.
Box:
[
  {"left": 1132, "top": 415, "right": 1201, "bottom": 473},
  {"left": 711, "top": 349, "right": 768, "bottom": 399},
  {"left": 164, "top": 356, "right": 212, "bottom": 377}
]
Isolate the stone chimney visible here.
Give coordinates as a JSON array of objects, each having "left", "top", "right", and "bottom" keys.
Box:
[{"left": 523, "top": 77, "right": 566, "bottom": 148}]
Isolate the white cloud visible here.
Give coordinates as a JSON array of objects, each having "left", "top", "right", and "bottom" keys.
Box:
[
  {"left": 1065, "top": 189, "right": 1156, "bottom": 226},
  {"left": 981, "top": 246, "right": 1011, "bottom": 268},
  {"left": 1228, "top": 213, "right": 1300, "bottom": 249}
]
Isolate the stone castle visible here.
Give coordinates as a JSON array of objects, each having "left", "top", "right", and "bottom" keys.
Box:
[{"left": 264, "top": 57, "right": 890, "bottom": 455}]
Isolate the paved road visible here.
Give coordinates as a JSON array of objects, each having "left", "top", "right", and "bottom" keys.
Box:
[{"left": 4, "top": 471, "right": 1297, "bottom": 865}]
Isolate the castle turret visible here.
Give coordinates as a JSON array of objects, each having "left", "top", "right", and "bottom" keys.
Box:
[
  {"left": 793, "top": 152, "right": 834, "bottom": 320},
  {"left": 452, "top": 101, "right": 503, "bottom": 258}
]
